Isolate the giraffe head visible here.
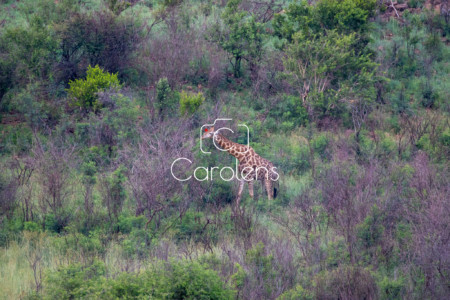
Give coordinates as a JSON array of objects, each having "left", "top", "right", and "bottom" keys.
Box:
[{"left": 201, "top": 126, "right": 215, "bottom": 139}]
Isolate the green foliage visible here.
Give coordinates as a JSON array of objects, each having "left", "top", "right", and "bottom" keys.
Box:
[
  {"left": 273, "top": 0, "right": 376, "bottom": 48},
  {"left": 154, "top": 77, "right": 179, "bottom": 119},
  {"left": 409, "top": 0, "right": 425, "bottom": 8},
  {"left": 440, "top": 130, "right": 450, "bottom": 147},
  {"left": 311, "top": 134, "right": 329, "bottom": 160},
  {"left": 209, "top": 0, "right": 267, "bottom": 77},
  {"left": 105, "top": 0, "right": 131, "bottom": 15},
  {"left": 67, "top": 65, "right": 122, "bottom": 111},
  {"left": 104, "top": 165, "right": 128, "bottom": 221},
  {"left": 277, "top": 285, "right": 314, "bottom": 300},
  {"left": 379, "top": 276, "right": 406, "bottom": 300},
  {"left": 117, "top": 215, "right": 146, "bottom": 234},
  {"left": 44, "top": 260, "right": 106, "bottom": 299},
  {"left": 180, "top": 91, "right": 205, "bottom": 115},
  {"left": 13, "top": 84, "right": 59, "bottom": 130},
  {"left": 0, "top": 124, "right": 33, "bottom": 155},
  {"left": 266, "top": 94, "right": 309, "bottom": 129},
  {"left": 81, "top": 161, "right": 97, "bottom": 187},
  {"left": 423, "top": 33, "right": 443, "bottom": 60},
  {"left": 24, "top": 222, "right": 40, "bottom": 232},
  {"left": 244, "top": 242, "right": 277, "bottom": 296},
  {"left": 282, "top": 29, "right": 378, "bottom": 119},
  {"left": 161, "top": 260, "right": 233, "bottom": 299},
  {"left": 4, "top": 14, "right": 58, "bottom": 83},
  {"left": 43, "top": 260, "right": 233, "bottom": 299},
  {"left": 174, "top": 210, "right": 204, "bottom": 240},
  {"left": 101, "top": 94, "right": 140, "bottom": 145},
  {"left": 357, "top": 205, "right": 385, "bottom": 249},
  {"left": 231, "top": 263, "right": 246, "bottom": 291},
  {"left": 0, "top": 47, "right": 14, "bottom": 103}
]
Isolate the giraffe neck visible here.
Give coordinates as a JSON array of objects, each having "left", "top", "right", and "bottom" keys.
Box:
[{"left": 213, "top": 133, "right": 246, "bottom": 162}]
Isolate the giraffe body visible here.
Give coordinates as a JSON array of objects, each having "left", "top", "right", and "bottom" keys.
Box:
[{"left": 202, "top": 127, "right": 278, "bottom": 208}]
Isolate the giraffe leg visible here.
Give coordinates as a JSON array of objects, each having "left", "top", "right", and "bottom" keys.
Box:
[
  {"left": 264, "top": 179, "right": 273, "bottom": 200},
  {"left": 236, "top": 179, "right": 245, "bottom": 209},
  {"left": 248, "top": 180, "right": 254, "bottom": 199}
]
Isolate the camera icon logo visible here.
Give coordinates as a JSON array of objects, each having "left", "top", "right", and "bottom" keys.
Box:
[{"left": 200, "top": 118, "right": 250, "bottom": 155}]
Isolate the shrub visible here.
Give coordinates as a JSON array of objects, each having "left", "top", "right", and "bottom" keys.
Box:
[
  {"left": 409, "top": 0, "right": 425, "bottom": 8},
  {"left": 277, "top": 285, "right": 314, "bottom": 300},
  {"left": 357, "top": 204, "right": 385, "bottom": 249},
  {"left": 67, "top": 65, "right": 122, "bottom": 111},
  {"left": 154, "top": 77, "right": 180, "bottom": 119},
  {"left": 117, "top": 215, "right": 146, "bottom": 234},
  {"left": 3, "top": 14, "right": 58, "bottom": 85},
  {"left": 311, "top": 134, "right": 330, "bottom": 160},
  {"left": 100, "top": 165, "right": 127, "bottom": 222},
  {"left": 160, "top": 260, "right": 233, "bottom": 299},
  {"left": 273, "top": 0, "right": 376, "bottom": 48},
  {"left": 43, "top": 260, "right": 233, "bottom": 300},
  {"left": 180, "top": 91, "right": 205, "bottom": 116},
  {"left": 24, "top": 222, "right": 39, "bottom": 232},
  {"left": 379, "top": 276, "right": 406, "bottom": 300},
  {"left": 44, "top": 260, "right": 106, "bottom": 300}
]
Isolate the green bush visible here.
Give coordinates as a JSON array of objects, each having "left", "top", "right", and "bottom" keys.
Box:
[
  {"left": 440, "top": 131, "right": 450, "bottom": 147},
  {"left": 273, "top": 0, "right": 376, "bottom": 47},
  {"left": 117, "top": 215, "right": 146, "bottom": 234},
  {"left": 24, "top": 222, "right": 39, "bottom": 232},
  {"left": 277, "top": 285, "right": 314, "bottom": 300},
  {"left": 0, "top": 124, "right": 33, "bottom": 155},
  {"left": 67, "top": 65, "right": 122, "bottom": 111},
  {"left": 357, "top": 205, "right": 385, "bottom": 249},
  {"left": 311, "top": 134, "right": 330, "bottom": 160},
  {"left": 44, "top": 260, "right": 107, "bottom": 300},
  {"left": 209, "top": 0, "right": 267, "bottom": 78},
  {"left": 154, "top": 77, "right": 180, "bottom": 119},
  {"left": 379, "top": 276, "right": 406, "bottom": 300},
  {"left": 180, "top": 91, "right": 205, "bottom": 115},
  {"left": 43, "top": 260, "right": 233, "bottom": 300},
  {"left": 4, "top": 15, "right": 58, "bottom": 84},
  {"left": 409, "top": 0, "right": 425, "bottom": 8}
]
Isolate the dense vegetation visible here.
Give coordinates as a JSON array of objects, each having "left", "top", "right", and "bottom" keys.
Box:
[{"left": 1, "top": 0, "right": 450, "bottom": 298}]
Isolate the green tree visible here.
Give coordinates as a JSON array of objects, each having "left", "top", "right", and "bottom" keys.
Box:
[
  {"left": 273, "top": 0, "right": 376, "bottom": 49},
  {"left": 67, "top": 65, "right": 122, "bottom": 112},
  {"left": 154, "top": 77, "right": 179, "bottom": 120},
  {"left": 180, "top": 91, "right": 205, "bottom": 116},
  {"left": 282, "top": 30, "right": 377, "bottom": 119},
  {"left": 4, "top": 15, "right": 58, "bottom": 84},
  {"left": 209, "top": 0, "right": 267, "bottom": 78},
  {"left": 101, "top": 166, "right": 127, "bottom": 222}
]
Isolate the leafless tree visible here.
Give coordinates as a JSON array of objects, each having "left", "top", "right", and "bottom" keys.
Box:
[
  {"left": 314, "top": 265, "right": 378, "bottom": 300},
  {"left": 24, "top": 231, "right": 46, "bottom": 294},
  {"left": 33, "top": 137, "right": 78, "bottom": 231},
  {"left": 7, "top": 156, "right": 36, "bottom": 222},
  {"left": 319, "top": 160, "right": 383, "bottom": 264},
  {"left": 122, "top": 117, "right": 202, "bottom": 242},
  {"left": 405, "top": 153, "right": 450, "bottom": 298},
  {"left": 0, "top": 162, "right": 18, "bottom": 221},
  {"left": 138, "top": 4, "right": 210, "bottom": 89},
  {"left": 272, "top": 189, "right": 326, "bottom": 269}
]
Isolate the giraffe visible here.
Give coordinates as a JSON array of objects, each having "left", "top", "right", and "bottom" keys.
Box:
[{"left": 201, "top": 126, "right": 279, "bottom": 208}]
